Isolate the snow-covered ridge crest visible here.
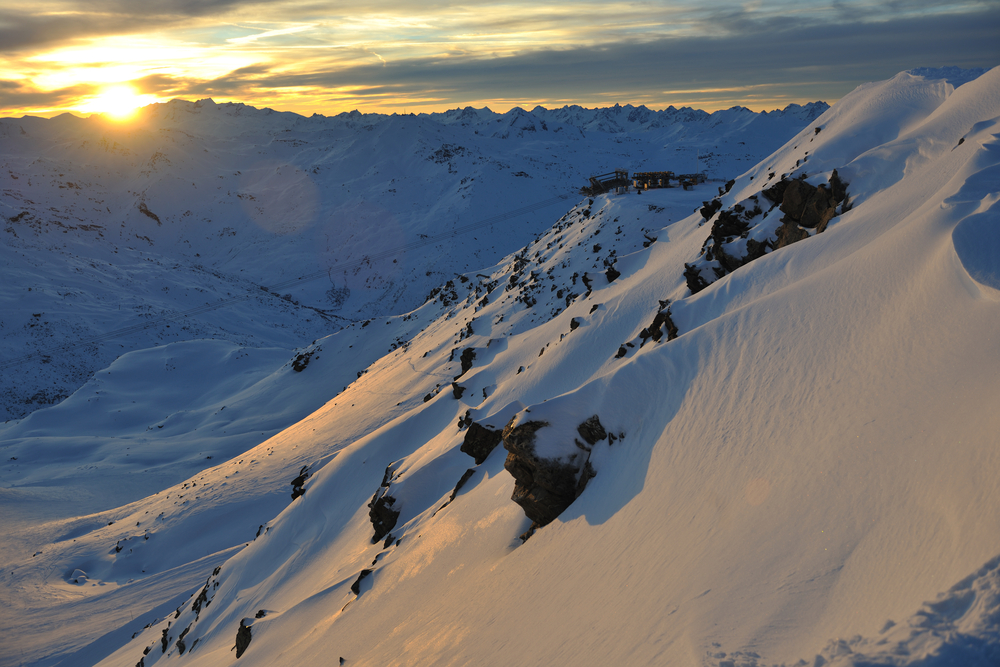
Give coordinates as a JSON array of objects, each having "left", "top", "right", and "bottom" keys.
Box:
[{"left": 2, "top": 67, "right": 999, "bottom": 667}]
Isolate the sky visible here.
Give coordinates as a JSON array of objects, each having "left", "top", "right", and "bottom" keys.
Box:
[{"left": 0, "top": 0, "right": 997, "bottom": 119}]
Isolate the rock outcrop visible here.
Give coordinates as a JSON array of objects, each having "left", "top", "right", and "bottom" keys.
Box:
[
  {"left": 685, "top": 170, "right": 850, "bottom": 293},
  {"left": 502, "top": 414, "right": 608, "bottom": 526}
]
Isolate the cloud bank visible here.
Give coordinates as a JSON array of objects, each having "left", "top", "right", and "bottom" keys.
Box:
[{"left": 1, "top": 0, "right": 997, "bottom": 116}]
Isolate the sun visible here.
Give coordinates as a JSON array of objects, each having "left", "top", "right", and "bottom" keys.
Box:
[{"left": 80, "top": 85, "right": 152, "bottom": 120}]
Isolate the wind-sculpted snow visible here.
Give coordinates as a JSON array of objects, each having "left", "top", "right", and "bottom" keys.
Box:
[{"left": 1, "top": 67, "right": 999, "bottom": 667}]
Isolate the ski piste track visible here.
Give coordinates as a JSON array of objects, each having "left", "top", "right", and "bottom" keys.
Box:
[{"left": 0, "top": 192, "right": 574, "bottom": 371}]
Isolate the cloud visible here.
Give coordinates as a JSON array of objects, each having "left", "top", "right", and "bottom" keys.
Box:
[
  {"left": 1, "top": 1, "right": 997, "bottom": 116},
  {"left": 152, "top": 5, "right": 997, "bottom": 111}
]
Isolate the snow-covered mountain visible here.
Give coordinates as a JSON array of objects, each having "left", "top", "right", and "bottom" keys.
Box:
[
  {"left": 2, "top": 67, "right": 999, "bottom": 667},
  {"left": 1, "top": 99, "right": 825, "bottom": 422}
]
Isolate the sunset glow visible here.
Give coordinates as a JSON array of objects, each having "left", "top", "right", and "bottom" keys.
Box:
[
  {"left": 77, "top": 85, "right": 158, "bottom": 120},
  {"left": 0, "top": 1, "right": 996, "bottom": 118}
]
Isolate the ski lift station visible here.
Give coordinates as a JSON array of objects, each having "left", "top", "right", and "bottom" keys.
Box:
[{"left": 581, "top": 169, "right": 707, "bottom": 195}]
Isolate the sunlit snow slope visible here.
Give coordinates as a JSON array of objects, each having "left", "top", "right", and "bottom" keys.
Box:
[{"left": 2, "top": 68, "right": 998, "bottom": 667}]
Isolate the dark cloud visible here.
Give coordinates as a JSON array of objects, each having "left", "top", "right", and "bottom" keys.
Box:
[
  {"left": 0, "top": 0, "right": 277, "bottom": 53},
  {"left": 165, "top": 6, "right": 999, "bottom": 110},
  {"left": 2, "top": 2, "right": 995, "bottom": 114},
  {"left": 0, "top": 79, "right": 98, "bottom": 111}
]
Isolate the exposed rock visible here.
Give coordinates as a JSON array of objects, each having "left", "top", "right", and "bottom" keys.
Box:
[
  {"left": 638, "top": 307, "right": 679, "bottom": 346},
  {"left": 368, "top": 464, "right": 400, "bottom": 543},
  {"left": 686, "top": 171, "right": 850, "bottom": 292},
  {"left": 605, "top": 266, "right": 621, "bottom": 283},
  {"left": 455, "top": 347, "right": 476, "bottom": 379},
  {"left": 451, "top": 382, "right": 466, "bottom": 399},
  {"left": 569, "top": 318, "right": 580, "bottom": 331},
  {"left": 291, "top": 349, "right": 316, "bottom": 372},
  {"left": 684, "top": 263, "right": 710, "bottom": 295},
  {"left": 234, "top": 620, "right": 252, "bottom": 659},
  {"left": 435, "top": 468, "right": 478, "bottom": 515},
  {"left": 710, "top": 209, "right": 749, "bottom": 243},
  {"left": 450, "top": 468, "right": 476, "bottom": 499},
  {"left": 460, "top": 422, "right": 504, "bottom": 464},
  {"left": 774, "top": 220, "right": 809, "bottom": 249},
  {"left": 744, "top": 238, "right": 771, "bottom": 263},
  {"left": 576, "top": 415, "right": 608, "bottom": 445},
  {"left": 700, "top": 199, "right": 722, "bottom": 220},
  {"left": 829, "top": 169, "right": 847, "bottom": 203},
  {"left": 762, "top": 179, "right": 788, "bottom": 205},
  {"left": 779, "top": 178, "right": 811, "bottom": 221},
  {"left": 502, "top": 414, "right": 608, "bottom": 526},
  {"left": 176, "top": 626, "right": 190, "bottom": 655},
  {"left": 350, "top": 569, "right": 372, "bottom": 595},
  {"left": 290, "top": 465, "right": 310, "bottom": 500}
]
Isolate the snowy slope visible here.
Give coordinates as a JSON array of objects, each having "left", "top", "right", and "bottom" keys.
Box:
[
  {"left": 0, "top": 100, "right": 824, "bottom": 422},
  {"left": 2, "top": 68, "right": 998, "bottom": 667}
]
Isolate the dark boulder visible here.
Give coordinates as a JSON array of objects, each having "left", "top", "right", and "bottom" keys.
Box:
[
  {"left": 502, "top": 415, "right": 608, "bottom": 526},
  {"left": 350, "top": 569, "right": 372, "bottom": 595},
  {"left": 234, "top": 620, "right": 252, "bottom": 659},
  {"left": 460, "top": 422, "right": 504, "bottom": 464},
  {"left": 289, "top": 465, "right": 310, "bottom": 500}
]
